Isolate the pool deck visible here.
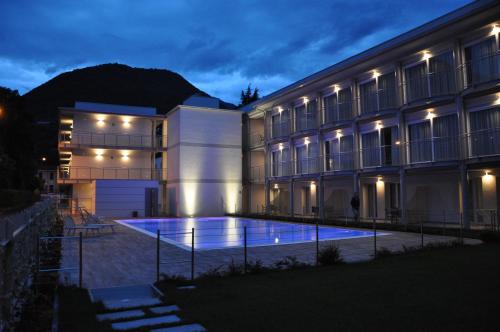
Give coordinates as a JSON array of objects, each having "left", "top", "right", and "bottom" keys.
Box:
[{"left": 60, "top": 219, "right": 481, "bottom": 289}]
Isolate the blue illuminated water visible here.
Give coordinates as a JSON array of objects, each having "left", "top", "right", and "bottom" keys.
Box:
[{"left": 116, "top": 217, "right": 384, "bottom": 251}]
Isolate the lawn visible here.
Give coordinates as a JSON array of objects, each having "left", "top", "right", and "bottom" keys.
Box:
[{"left": 156, "top": 243, "right": 500, "bottom": 332}]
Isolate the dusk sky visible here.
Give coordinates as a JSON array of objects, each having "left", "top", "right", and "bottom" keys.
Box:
[{"left": 0, "top": 0, "right": 471, "bottom": 104}]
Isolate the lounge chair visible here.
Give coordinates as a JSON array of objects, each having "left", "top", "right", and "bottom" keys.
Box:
[
  {"left": 79, "top": 208, "right": 116, "bottom": 233},
  {"left": 64, "top": 216, "right": 101, "bottom": 235}
]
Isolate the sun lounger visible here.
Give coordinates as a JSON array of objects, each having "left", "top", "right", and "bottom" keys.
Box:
[
  {"left": 64, "top": 216, "right": 101, "bottom": 235},
  {"left": 79, "top": 208, "right": 116, "bottom": 233}
]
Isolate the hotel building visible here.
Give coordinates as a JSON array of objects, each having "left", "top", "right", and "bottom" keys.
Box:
[
  {"left": 242, "top": 0, "right": 500, "bottom": 228},
  {"left": 58, "top": 97, "right": 242, "bottom": 217}
]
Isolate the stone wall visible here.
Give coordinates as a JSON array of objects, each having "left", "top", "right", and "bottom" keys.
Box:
[{"left": 0, "top": 197, "right": 56, "bottom": 332}]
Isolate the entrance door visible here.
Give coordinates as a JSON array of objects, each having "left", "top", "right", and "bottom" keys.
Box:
[
  {"left": 303, "top": 186, "right": 311, "bottom": 215},
  {"left": 145, "top": 187, "right": 159, "bottom": 217},
  {"left": 366, "top": 184, "right": 377, "bottom": 218}
]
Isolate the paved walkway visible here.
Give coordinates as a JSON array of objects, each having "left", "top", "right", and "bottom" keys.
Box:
[{"left": 59, "top": 220, "right": 481, "bottom": 288}]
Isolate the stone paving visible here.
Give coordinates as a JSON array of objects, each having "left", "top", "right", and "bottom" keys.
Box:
[{"left": 59, "top": 220, "right": 481, "bottom": 289}]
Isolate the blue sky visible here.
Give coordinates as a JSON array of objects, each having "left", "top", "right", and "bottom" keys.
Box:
[{"left": 0, "top": 0, "right": 471, "bottom": 104}]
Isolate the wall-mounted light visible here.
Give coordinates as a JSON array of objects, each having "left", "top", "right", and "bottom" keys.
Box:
[
  {"left": 274, "top": 183, "right": 279, "bottom": 189},
  {"left": 122, "top": 117, "right": 131, "bottom": 128},
  {"left": 97, "top": 118, "right": 105, "bottom": 126},
  {"left": 422, "top": 51, "right": 432, "bottom": 61},
  {"left": 483, "top": 170, "right": 494, "bottom": 184},
  {"left": 494, "top": 94, "right": 500, "bottom": 106},
  {"left": 491, "top": 24, "right": 500, "bottom": 36},
  {"left": 372, "top": 70, "right": 381, "bottom": 79},
  {"left": 121, "top": 152, "right": 130, "bottom": 161},
  {"left": 278, "top": 106, "right": 283, "bottom": 114},
  {"left": 375, "top": 121, "right": 383, "bottom": 130},
  {"left": 426, "top": 109, "right": 436, "bottom": 119},
  {"left": 395, "top": 140, "right": 401, "bottom": 145},
  {"left": 41, "top": 157, "right": 47, "bottom": 162},
  {"left": 333, "top": 84, "right": 340, "bottom": 93},
  {"left": 96, "top": 153, "right": 103, "bottom": 160},
  {"left": 336, "top": 130, "right": 343, "bottom": 139},
  {"left": 279, "top": 143, "right": 284, "bottom": 151},
  {"left": 303, "top": 97, "right": 309, "bottom": 104},
  {"left": 304, "top": 137, "right": 310, "bottom": 145}
]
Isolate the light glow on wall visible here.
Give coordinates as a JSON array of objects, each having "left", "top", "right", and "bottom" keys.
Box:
[
  {"left": 422, "top": 51, "right": 432, "bottom": 61},
  {"left": 97, "top": 117, "right": 105, "bottom": 126},
  {"left": 95, "top": 149, "right": 104, "bottom": 160},
  {"left": 491, "top": 24, "right": 500, "bottom": 36},
  {"left": 494, "top": 94, "right": 500, "bottom": 105},
  {"left": 372, "top": 70, "right": 381, "bottom": 79},
  {"left": 333, "top": 84, "right": 340, "bottom": 93},
  {"left": 183, "top": 183, "right": 198, "bottom": 216},
  {"left": 483, "top": 170, "right": 494, "bottom": 184},
  {"left": 122, "top": 117, "right": 131, "bottom": 128},
  {"left": 121, "top": 151, "right": 130, "bottom": 161}
]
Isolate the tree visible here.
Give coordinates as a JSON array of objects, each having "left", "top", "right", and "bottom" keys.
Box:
[{"left": 239, "top": 84, "right": 259, "bottom": 107}]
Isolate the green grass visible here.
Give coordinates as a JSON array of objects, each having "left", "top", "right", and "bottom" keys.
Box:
[{"left": 157, "top": 243, "right": 500, "bottom": 332}]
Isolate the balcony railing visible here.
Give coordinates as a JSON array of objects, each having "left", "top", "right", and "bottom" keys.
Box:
[
  {"left": 461, "top": 52, "right": 500, "bottom": 88},
  {"left": 59, "top": 132, "right": 167, "bottom": 149},
  {"left": 408, "top": 136, "right": 459, "bottom": 164},
  {"left": 270, "top": 121, "right": 290, "bottom": 139},
  {"left": 404, "top": 69, "right": 456, "bottom": 103},
  {"left": 325, "top": 151, "right": 354, "bottom": 171},
  {"left": 58, "top": 167, "right": 166, "bottom": 181},
  {"left": 248, "top": 132, "right": 265, "bottom": 148},
  {"left": 249, "top": 165, "right": 265, "bottom": 183},
  {"left": 271, "top": 161, "right": 291, "bottom": 177},
  {"left": 295, "top": 114, "right": 317, "bottom": 132},
  {"left": 324, "top": 100, "right": 354, "bottom": 124},
  {"left": 467, "top": 128, "right": 500, "bottom": 158},
  {"left": 295, "top": 157, "right": 321, "bottom": 175},
  {"left": 361, "top": 145, "right": 401, "bottom": 167}
]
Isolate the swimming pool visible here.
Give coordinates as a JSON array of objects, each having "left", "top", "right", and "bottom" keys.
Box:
[{"left": 116, "top": 217, "right": 386, "bottom": 251}]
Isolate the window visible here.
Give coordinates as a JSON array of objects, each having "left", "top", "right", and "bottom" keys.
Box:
[
  {"left": 272, "top": 148, "right": 290, "bottom": 176},
  {"left": 404, "top": 51, "right": 455, "bottom": 103},
  {"left": 432, "top": 114, "right": 458, "bottom": 161},
  {"left": 469, "top": 108, "right": 500, "bottom": 157},
  {"left": 296, "top": 142, "right": 319, "bottom": 174},
  {"left": 464, "top": 37, "right": 499, "bottom": 86},
  {"left": 361, "top": 131, "right": 380, "bottom": 167},
  {"left": 296, "top": 100, "right": 317, "bottom": 131},
  {"left": 360, "top": 80, "right": 378, "bottom": 115},
  {"left": 338, "top": 88, "right": 353, "bottom": 120},
  {"left": 271, "top": 109, "right": 289, "bottom": 138},
  {"left": 325, "top": 136, "right": 354, "bottom": 171},
  {"left": 409, "top": 121, "right": 432, "bottom": 163},
  {"left": 378, "top": 73, "right": 397, "bottom": 110},
  {"left": 323, "top": 94, "right": 338, "bottom": 123}
]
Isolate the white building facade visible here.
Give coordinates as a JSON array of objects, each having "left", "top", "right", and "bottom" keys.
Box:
[
  {"left": 58, "top": 98, "right": 242, "bottom": 217},
  {"left": 242, "top": 0, "right": 500, "bottom": 229}
]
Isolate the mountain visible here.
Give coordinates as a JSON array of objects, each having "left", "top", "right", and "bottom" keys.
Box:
[{"left": 22, "top": 63, "right": 236, "bottom": 166}]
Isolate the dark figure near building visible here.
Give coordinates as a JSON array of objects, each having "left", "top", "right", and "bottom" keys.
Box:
[{"left": 351, "top": 193, "right": 360, "bottom": 222}]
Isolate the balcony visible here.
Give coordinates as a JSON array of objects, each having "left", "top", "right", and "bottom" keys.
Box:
[
  {"left": 361, "top": 145, "right": 401, "bottom": 168},
  {"left": 295, "top": 157, "right": 321, "bottom": 175},
  {"left": 58, "top": 167, "right": 166, "bottom": 183},
  {"left": 404, "top": 69, "right": 456, "bottom": 103},
  {"left": 270, "top": 121, "right": 290, "bottom": 139},
  {"left": 59, "top": 132, "right": 166, "bottom": 149},
  {"left": 248, "top": 132, "right": 265, "bottom": 149},
  {"left": 408, "top": 136, "right": 459, "bottom": 164},
  {"left": 360, "top": 89, "right": 397, "bottom": 115},
  {"left": 325, "top": 151, "right": 354, "bottom": 171},
  {"left": 295, "top": 114, "right": 317, "bottom": 132},
  {"left": 461, "top": 52, "right": 500, "bottom": 89},
  {"left": 271, "top": 161, "right": 291, "bottom": 177},
  {"left": 248, "top": 165, "right": 265, "bottom": 183},
  {"left": 325, "top": 100, "right": 354, "bottom": 123},
  {"left": 467, "top": 128, "right": 500, "bottom": 158}
]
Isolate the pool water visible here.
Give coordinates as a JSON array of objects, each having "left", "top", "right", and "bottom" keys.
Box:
[{"left": 116, "top": 217, "right": 385, "bottom": 251}]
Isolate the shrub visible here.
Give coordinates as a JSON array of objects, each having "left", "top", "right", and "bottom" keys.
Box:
[
  {"left": 246, "top": 260, "right": 267, "bottom": 274},
  {"left": 198, "top": 265, "right": 225, "bottom": 279},
  {"left": 318, "top": 245, "right": 343, "bottom": 265},
  {"left": 274, "top": 256, "right": 309, "bottom": 270},
  {"left": 480, "top": 231, "right": 500, "bottom": 243},
  {"left": 376, "top": 247, "right": 394, "bottom": 258},
  {"left": 227, "top": 259, "right": 244, "bottom": 276}
]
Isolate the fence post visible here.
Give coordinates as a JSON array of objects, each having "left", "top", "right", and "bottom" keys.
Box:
[
  {"left": 316, "top": 222, "right": 319, "bottom": 266},
  {"left": 373, "top": 218, "right": 377, "bottom": 259},
  {"left": 156, "top": 229, "right": 160, "bottom": 283},
  {"left": 244, "top": 226, "right": 247, "bottom": 274},
  {"left": 191, "top": 228, "right": 195, "bottom": 281},
  {"left": 79, "top": 232, "right": 83, "bottom": 288}
]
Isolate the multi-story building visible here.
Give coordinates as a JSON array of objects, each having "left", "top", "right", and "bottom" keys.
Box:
[
  {"left": 242, "top": 0, "right": 500, "bottom": 229},
  {"left": 58, "top": 97, "right": 242, "bottom": 217}
]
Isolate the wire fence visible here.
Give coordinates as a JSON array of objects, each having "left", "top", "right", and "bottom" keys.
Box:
[{"left": 154, "top": 217, "right": 464, "bottom": 281}]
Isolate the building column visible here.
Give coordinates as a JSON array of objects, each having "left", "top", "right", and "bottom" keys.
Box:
[
  {"left": 460, "top": 163, "right": 470, "bottom": 229},
  {"left": 289, "top": 178, "right": 294, "bottom": 217},
  {"left": 397, "top": 111, "right": 407, "bottom": 223},
  {"left": 399, "top": 169, "right": 407, "bottom": 224},
  {"left": 264, "top": 178, "right": 270, "bottom": 214}
]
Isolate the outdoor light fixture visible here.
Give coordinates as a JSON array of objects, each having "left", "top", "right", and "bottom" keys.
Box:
[
  {"left": 96, "top": 153, "right": 103, "bottom": 160},
  {"left": 333, "top": 84, "right": 340, "bottom": 93},
  {"left": 41, "top": 157, "right": 46, "bottom": 162},
  {"left": 494, "top": 94, "right": 500, "bottom": 105},
  {"left": 97, "top": 118, "right": 105, "bottom": 126},
  {"left": 483, "top": 170, "right": 494, "bottom": 183},
  {"left": 426, "top": 110, "right": 436, "bottom": 119},
  {"left": 304, "top": 137, "right": 310, "bottom": 145},
  {"left": 395, "top": 140, "right": 401, "bottom": 145},
  {"left": 303, "top": 97, "right": 309, "bottom": 104},
  {"left": 274, "top": 183, "right": 279, "bottom": 189},
  {"left": 491, "top": 24, "right": 500, "bottom": 35},
  {"left": 376, "top": 121, "right": 383, "bottom": 130},
  {"left": 275, "top": 237, "right": 279, "bottom": 244},
  {"left": 121, "top": 153, "right": 129, "bottom": 160},
  {"left": 372, "top": 70, "right": 381, "bottom": 79},
  {"left": 336, "top": 130, "right": 343, "bottom": 139},
  {"left": 122, "top": 118, "right": 131, "bottom": 127},
  {"left": 422, "top": 51, "right": 432, "bottom": 61},
  {"left": 279, "top": 143, "right": 284, "bottom": 150},
  {"left": 278, "top": 106, "right": 283, "bottom": 114}
]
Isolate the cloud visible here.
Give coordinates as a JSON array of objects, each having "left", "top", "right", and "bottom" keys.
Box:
[{"left": 0, "top": 0, "right": 471, "bottom": 103}]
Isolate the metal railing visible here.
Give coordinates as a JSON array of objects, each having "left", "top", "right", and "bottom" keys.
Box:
[
  {"left": 249, "top": 165, "right": 265, "bottom": 183},
  {"left": 325, "top": 100, "right": 354, "bottom": 124},
  {"left": 248, "top": 132, "right": 265, "bottom": 148},
  {"left": 466, "top": 128, "right": 500, "bottom": 158},
  {"left": 361, "top": 145, "right": 401, "bottom": 167},
  {"left": 461, "top": 52, "right": 500, "bottom": 88},
  {"left": 295, "top": 114, "right": 318, "bottom": 132},
  {"left": 359, "top": 88, "right": 398, "bottom": 115},
  {"left": 404, "top": 69, "right": 456, "bottom": 103},
  {"left": 325, "top": 151, "right": 354, "bottom": 171},
  {"left": 271, "top": 161, "right": 291, "bottom": 177},
  {"left": 58, "top": 167, "right": 167, "bottom": 181},
  {"left": 270, "top": 121, "right": 290, "bottom": 139},
  {"left": 59, "top": 132, "right": 167, "bottom": 149},
  {"left": 408, "top": 136, "right": 459, "bottom": 164},
  {"left": 295, "top": 157, "right": 322, "bottom": 175}
]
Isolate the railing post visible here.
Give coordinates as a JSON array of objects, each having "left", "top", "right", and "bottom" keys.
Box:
[
  {"left": 316, "top": 222, "right": 319, "bottom": 266},
  {"left": 191, "top": 228, "right": 195, "bottom": 281},
  {"left": 244, "top": 226, "right": 247, "bottom": 274},
  {"left": 156, "top": 229, "right": 160, "bottom": 283},
  {"left": 79, "top": 232, "right": 83, "bottom": 288},
  {"left": 373, "top": 218, "right": 377, "bottom": 259}
]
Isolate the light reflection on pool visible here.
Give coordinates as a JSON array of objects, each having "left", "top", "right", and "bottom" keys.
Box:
[{"left": 115, "top": 217, "right": 387, "bottom": 251}]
